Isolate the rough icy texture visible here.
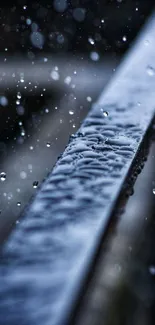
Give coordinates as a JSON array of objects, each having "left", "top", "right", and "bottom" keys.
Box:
[{"left": 0, "top": 14, "right": 155, "bottom": 325}]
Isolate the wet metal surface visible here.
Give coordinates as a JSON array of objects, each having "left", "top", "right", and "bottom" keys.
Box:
[{"left": 0, "top": 13, "right": 155, "bottom": 325}]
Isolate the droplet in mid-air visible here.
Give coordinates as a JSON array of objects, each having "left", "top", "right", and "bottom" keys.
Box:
[
  {"left": 69, "top": 110, "right": 74, "bottom": 115},
  {"left": 147, "top": 66, "right": 155, "bottom": 76},
  {"left": 153, "top": 188, "right": 155, "bottom": 195},
  {"left": 17, "top": 202, "right": 21, "bottom": 207},
  {"left": 0, "top": 172, "right": 6, "bottom": 182},
  {"left": 33, "top": 181, "right": 39, "bottom": 189},
  {"left": 90, "top": 51, "right": 100, "bottom": 61},
  {"left": 122, "top": 35, "right": 127, "bottom": 42},
  {"left": 87, "top": 96, "right": 92, "bottom": 102},
  {"left": 88, "top": 37, "right": 95, "bottom": 45},
  {"left": 149, "top": 266, "right": 155, "bottom": 275},
  {"left": 103, "top": 111, "right": 108, "bottom": 117},
  {"left": 46, "top": 142, "right": 51, "bottom": 148},
  {"left": 17, "top": 92, "right": 22, "bottom": 99}
]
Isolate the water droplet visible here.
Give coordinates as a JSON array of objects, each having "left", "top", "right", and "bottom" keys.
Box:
[
  {"left": 64, "top": 76, "right": 71, "bottom": 85},
  {"left": 46, "top": 142, "right": 51, "bottom": 148},
  {"left": 103, "top": 111, "right": 108, "bottom": 117},
  {"left": 17, "top": 202, "right": 21, "bottom": 207},
  {"left": 90, "top": 51, "right": 100, "bottom": 61},
  {"left": 147, "top": 66, "right": 155, "bottom": 76},
  {"left": 33, "top": 181, "right": 39, "bottom": 188},
  {"left": 0, "top": 172, "right": 6, "bottom": 182},
  {"left": 21, "top": 129, "right": 25, "bottom": 137},
  {"left": 30, "top": 32, "right": 45, "bottom": 49},
  {"left": 69, "top": 110, "right": 74, "bottom": 115},
  {"left": 53, "top": 0, "right": 67, "bottom": 13},
  {"left": 26, "top": 18, "right": 32, "bottom": 25},
  {"left": 17, "top": 92, "right": 22, "bottom": 99},
  {"left": 88, "top": 37, "right": 95, "bottom": 45},
  {"left": 149, "top": 266, "right": 155, "bottom": 275},
  {"left": 122, "top": 35, "right": 127, "bottom": 42},
  {"left": 73, "top": 7, "right": 86, "bottom": 22},
  {"left": 153, "top": 188, "right": 155, "bottom": 194},
  {"left": 87, "top": 96, "right": 92, "bottom": 102},
  {"left": 50, "top": 70, "right": 60, "bottom": 81},
  {"left": 0, "top": 96, "right": 8, "bottom": 107},
  {"left": 20, "top": 171, "right": 27, "bottom": 179}
]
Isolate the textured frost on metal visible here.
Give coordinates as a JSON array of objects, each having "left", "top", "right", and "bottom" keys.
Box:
[{"left": 0, "top": 14, "right": 155, "bottom": 325}]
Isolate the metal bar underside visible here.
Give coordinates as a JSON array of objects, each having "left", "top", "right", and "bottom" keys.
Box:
[{"left": 0, "top": 12, "right": 155, "bottom": 325}]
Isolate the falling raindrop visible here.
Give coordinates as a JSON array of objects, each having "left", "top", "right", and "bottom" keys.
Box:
[
  {"left": 0, "top": 172, "right": 6, "bottom": 182},
  {"left": 50, "top": 70, "right": 60, "bottom": 80},
  {"left": 153, "top": 188, "right": 155, "bottom": 194},
  {"left": 30, "top": 32, "right": 45, "bottom": 49},
  {"left": 64, "top": 76, "right": 71, "bottom": 85},
  {"left": 103, "top": 111, "right": 108, "bottom": 117},
  {"left": 90, "top": 51, "right": 100, "bottom": 61},
  {"left": 17, "top": 202, "right": 21, "bottom": 207},
  {"left": 87, "top": 96, "right": 92, "bottom": 102},
  {"left": 122, "top": 35, "right": 127, "bottom": 42},
  {"left": 46, "top": 142, "right": 51, "bottom": 148},
  {"left": 69, "top": 110, "right": 74, "bottom": 115},
  {"left": 33, "top": 181, "right": 39, "bottom": 188},
  {"left": 88, "top": 37, "right": 95, "bottom": 45},
  {"left": 149, "top": 266, "right": 155, "bottom": 275},
  {"left": 0, "top": 96, "right": 8, "bottom": 107}
]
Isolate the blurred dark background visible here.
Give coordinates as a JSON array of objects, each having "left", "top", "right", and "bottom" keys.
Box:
[{"left": 0, "top": 0, "right": 154, "bottom": 55}]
